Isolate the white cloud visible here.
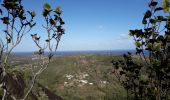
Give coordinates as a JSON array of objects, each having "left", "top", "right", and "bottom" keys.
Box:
[
  {"left": 115, "top": 33, "right": 130, "bottom": 40},
  {"left": 107, "top": 33, "right": 135, "bottom": 50}
]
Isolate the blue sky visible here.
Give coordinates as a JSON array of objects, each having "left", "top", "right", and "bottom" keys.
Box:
[{"left": 1, "top": 0, "right": 159, "bottom": 51}]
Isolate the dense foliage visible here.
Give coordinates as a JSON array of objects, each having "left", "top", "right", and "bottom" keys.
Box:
[{"left": 112, "top": 0, "right": 170, "bottom": 100}]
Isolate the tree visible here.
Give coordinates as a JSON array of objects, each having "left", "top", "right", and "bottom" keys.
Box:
[
  {"left": 0, "top": 0, "right": 65, "bottom": 99},
  {"left": 112, "top": 0, "right": 170, "bottom": 100}
]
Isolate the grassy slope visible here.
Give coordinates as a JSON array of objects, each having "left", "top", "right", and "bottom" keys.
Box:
[{"left": 36, "top": 54, "right": 126, "bottom": 100}]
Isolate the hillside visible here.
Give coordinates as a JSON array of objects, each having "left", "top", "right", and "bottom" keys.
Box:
[{"left": 31, "top": 54, "right": 126, "bottom": 100}]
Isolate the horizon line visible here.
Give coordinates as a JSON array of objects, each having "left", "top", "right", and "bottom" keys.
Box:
[{"left": 12, "top": 49, "right": 135, "bottom": 53}]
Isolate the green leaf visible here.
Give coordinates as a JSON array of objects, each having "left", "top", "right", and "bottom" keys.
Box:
[
  {"left": 129, "top": 30, "right": 135, "bottom": 36},
  {"left": 154, "top": 7, "right": 163, "bottom": 12},
  {"left": 153, "top": 42, "right": 161, "bottom": 51},
  {"left": 31, "top": 11, "right": 36, "bottom": 17},
  {"left": 149, "top": 1, "right": 158, "bottom": 7},
  {"left": 59, "top": 18, "right": 65, "bottom": 25},
  {"left": 157, "top": 16, "right": 164, "bottom": 21},
  {"left": 42, "top": 10, "right": 48, "bottom": 17},
  {"left": 163, "top": 7, "right": 169, "bottom": 13},
  {"left": 49, "top": 18, "right": 56, "bottom": 25},
  {"left": 162, "top": 0, "right": 170, "bottom": 13},
  {"left": 142, "top": 18, "right": 147, "bottom": 24},
  {"left": 61, "top": 28, "right": 65, "bottom": 33},
  {"left": 149, "top": 19, "right": 157, "bottom": 24},
  {"left": 135, "top": 41, "right": 142, "bottom": 47},
  {"left": 139, "top": 74, "right": 148, "bottom": 83},
  {"left": 1, "top": 17, "right": 9, "bottom": 24},
  {"left": 147, "top": 43, "right": 152, "bottom": 50},
  {"left": 54, "top": 7, "right": 62, "bottom": 15},
  {"left": 144, "top": 10, "right": 152, "bottom": 19},
  {"left": 43, "top": 3, "right": 51, "bottom": 11}
]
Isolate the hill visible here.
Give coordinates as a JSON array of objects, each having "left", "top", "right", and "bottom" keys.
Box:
[{"left": 36, "top": 54, "right": 126, "bottom": 100}]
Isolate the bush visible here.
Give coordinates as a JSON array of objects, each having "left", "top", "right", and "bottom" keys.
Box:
[{"left": 112, "top": 0, "right": 170, "bottom": 100}]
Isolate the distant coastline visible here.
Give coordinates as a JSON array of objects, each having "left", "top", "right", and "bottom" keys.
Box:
[{"left": 12, "top": 50, "right": 136, "bottom": 56}]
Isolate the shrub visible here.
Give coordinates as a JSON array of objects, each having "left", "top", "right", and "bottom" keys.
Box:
[{"left": 112, "top": 0, "right": 170, "bottom": 100}]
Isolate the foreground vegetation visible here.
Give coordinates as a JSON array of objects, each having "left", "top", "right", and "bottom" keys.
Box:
[
  {"left": 0, "top": 0, "right": 65, "bottom": 99},
  {"left": 112, "top": 0, "right": 170, "bottom": 99}
]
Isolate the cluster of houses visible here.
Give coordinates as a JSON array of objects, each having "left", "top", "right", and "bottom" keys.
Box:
[{"left": 63, "top": 73, "right": 108, "bottom": 88}]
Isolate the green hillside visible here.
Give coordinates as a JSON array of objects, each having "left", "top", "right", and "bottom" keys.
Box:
[{"left": 33, "top": 54, "right": 126, "bottom": 100}]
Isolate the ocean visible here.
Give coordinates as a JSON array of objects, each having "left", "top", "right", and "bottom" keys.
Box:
[{"left": 12, "top": 50, "right": 136, "bottom": 57}]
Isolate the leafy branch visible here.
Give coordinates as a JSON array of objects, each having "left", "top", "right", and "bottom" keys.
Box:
[{"left": 23, "top": 3, "right": 65, "bottom": 100}]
